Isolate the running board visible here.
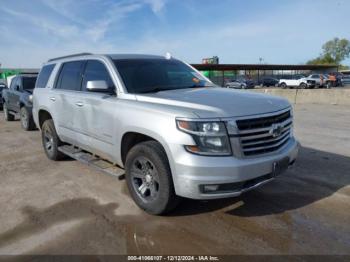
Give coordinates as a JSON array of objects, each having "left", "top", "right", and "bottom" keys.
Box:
[{"left": 58, "top": 145, "right": 125, "bottom": 180}]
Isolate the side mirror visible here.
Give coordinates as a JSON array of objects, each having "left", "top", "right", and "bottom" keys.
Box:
[
  {"left": 15, "top": 85, "right": 20, "bottom": 91},
  {"left": 86, "top": 80, "right": 109, "bottom": 92}
]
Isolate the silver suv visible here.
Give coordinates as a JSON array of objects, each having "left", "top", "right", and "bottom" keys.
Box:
[{"left": 33, "top": 53, "right": 299, "bottom": 215}]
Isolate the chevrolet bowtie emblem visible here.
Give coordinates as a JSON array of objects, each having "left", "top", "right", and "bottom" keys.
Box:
[{"left": 270, "top": 123, "right": 284, "bottom": 137}]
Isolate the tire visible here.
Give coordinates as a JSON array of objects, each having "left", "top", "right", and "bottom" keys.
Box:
[
  {"left": 125, "top": 141, "right": 179, "bottom": 215},
  {"left": 240, "top": 84, "right": 245, "bottom": 89},
  {"left": 225, "top": 85, "right": 230, "bottom": 88},
  {"left": 326, "top": 82, "right": 332, "bottom": 89},
  {"left": 3, "top": 102, "right": 15, "bottom": 121},
  {"left": 41, "top": 119, "right": 65, "bottom": 161},
  {"left": 280, "top": 83, "right": 287, "bottom": 89},
  {"left": 299, "top": 83, "right": 307, "bottom": 89},
  {"left": 20, "top": 107, "right": 35, "bottom": 131}
]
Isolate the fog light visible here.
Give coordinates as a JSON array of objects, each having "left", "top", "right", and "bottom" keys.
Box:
[{"left": 203, "top": 184, "right": 219, "bottom": 193}]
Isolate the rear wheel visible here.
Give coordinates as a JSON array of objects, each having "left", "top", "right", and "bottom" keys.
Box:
[
  {"left": 20, "top": 107, "right": 35, "bottom": 131},
  {"left": 3, "top": 103, "right": 15, "bottom": 121},
  {"left": 125, "top": 141, "right": 179, "bottom": 215},
  {"left": 225, "top": 85, "right": 230, "bottom": 88},
  {"left": 41, "top": 119, "right": 65, "bottom": 160}
]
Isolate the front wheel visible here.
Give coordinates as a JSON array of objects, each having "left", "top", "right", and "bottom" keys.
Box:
[
  {"left": 299, "top": 83, "right": 307, "bottom": 89},
  {"left": 280, "top": 83, "right": 287, "bottom": 89},
  {"left": 3, "top": 103, "right": 15, "bottom": 121},
  {"left": 41, "top": 119, "right": 65, "bottom": 161},
  {"left": 125, "top": 141, "right": 179, "bottom": 215},
  {"left": 20, "top": 107, "right": 36, "bottom": 131}
]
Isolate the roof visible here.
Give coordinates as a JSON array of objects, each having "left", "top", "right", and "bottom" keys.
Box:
[
  {"left": 108, "top": 54, "right": 166, "bottom": 60},
  {"left": 47, "top": 53, "right": 167, "bottom": 62},
  {"left": 191, "top": 64, "right": 338, "bottom": 71}
]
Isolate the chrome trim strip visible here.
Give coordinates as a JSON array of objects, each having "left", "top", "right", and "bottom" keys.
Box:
[
  {"left": 237, "top": 118, "right": 292, "bottom": 135},
  {"left": 240, "top": 126, "right": 291, "bottom": 141},
  {"left": 243, "top": 135, "right": 290, "bottom": 152},
  {"left": 242, "top": 131, "right": 290, "bottom": 146}
]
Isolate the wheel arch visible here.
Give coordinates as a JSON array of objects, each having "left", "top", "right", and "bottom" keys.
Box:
[
  {"left": 38, "top": 109, "right": 53, "bottom": 129},
  {"left": 118, "top": 128, "right": 177, "bottom": 181},
  {"left": 120, "top": 131, "right": 172, "bottom": 167}
]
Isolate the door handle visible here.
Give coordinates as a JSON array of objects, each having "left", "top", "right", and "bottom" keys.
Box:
[
  {"left": 50, "top": 97, "right": 56, "bottom": 102},
  {"left": 75, "top": 102, "right": 84, "bottom": 107}
]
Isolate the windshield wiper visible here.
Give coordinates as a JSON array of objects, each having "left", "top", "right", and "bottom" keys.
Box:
[
  {"left": 140, "top": 87, "right": 169, "bottom": 94},
  {"left": 139, "top": 84, "right": 215, "bottom": 94}
]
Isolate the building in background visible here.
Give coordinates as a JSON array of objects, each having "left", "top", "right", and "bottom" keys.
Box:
[{"left": 193, "top": 62, "right": 338, "bottom": 86}]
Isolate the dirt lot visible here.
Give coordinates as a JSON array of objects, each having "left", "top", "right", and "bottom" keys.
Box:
[{"left": 0, "top": 104, "right": 349, "bottom": 255}]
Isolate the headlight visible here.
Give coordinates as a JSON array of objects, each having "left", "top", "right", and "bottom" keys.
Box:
[
  {"left": 176, "top": 120, "right": 231, "bottom": 156},
  {"left": 29, "top": 95, "right": 33, "bottom": 103}
]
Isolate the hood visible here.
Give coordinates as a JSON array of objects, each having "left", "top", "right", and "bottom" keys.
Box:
[{"left": 135, "top": 87, "right": 290, "bottom": 118}]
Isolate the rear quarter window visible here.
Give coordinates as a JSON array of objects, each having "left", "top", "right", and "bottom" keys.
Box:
[{"left": 36, "top": 64, "right": 55, "bottom": 88}]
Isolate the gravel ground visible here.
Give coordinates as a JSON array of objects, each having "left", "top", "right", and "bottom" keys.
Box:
[{"left": 0, "top": 104, "right": 349, "bottom": 255}]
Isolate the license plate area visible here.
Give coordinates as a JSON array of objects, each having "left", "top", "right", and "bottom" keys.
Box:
[{"left": 272, "top": 157, "right": 290, "bottom": 177}]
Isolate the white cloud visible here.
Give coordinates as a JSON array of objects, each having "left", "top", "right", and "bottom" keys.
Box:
[
  {"left": 0, "top": 0, "right": 349, "bottom": 68},
  {"left": 144, "top": 0, "right": 167, "bottom": 14}
]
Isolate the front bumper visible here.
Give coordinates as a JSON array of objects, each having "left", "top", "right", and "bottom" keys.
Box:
[{"left": 172, "top": 138, "right": 299, "bottom": 199}]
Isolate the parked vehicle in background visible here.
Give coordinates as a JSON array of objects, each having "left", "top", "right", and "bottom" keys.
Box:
[
  {"left": 303, "top": 74, "right": 331, "bottom": 88},
  {"left": 258, "top": 77, "right": 279, "bottom": 87},
  {"left": 0, "top": 83, "right": 7, "bottom": 109},
  {"left": 342, "top": 75, "right": 350, "bottom": 85},
  {"left": 33, "top": 53, "right": 298, "bottom": 215},
  {"left": 2, "top": 74, "right": 37, "bottom": 130},
  {"left": 225, "top": 78, "right": 255, "bottom": 89},
  {"left": 278, "top": 75, "right": 315, "bottom": 89}
]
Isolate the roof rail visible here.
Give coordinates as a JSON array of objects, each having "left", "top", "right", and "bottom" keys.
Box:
[{"left": 48, "top": 53, "right": 92, "bottom": 62}]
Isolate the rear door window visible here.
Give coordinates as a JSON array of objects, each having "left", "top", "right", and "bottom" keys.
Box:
[
  {"left": 36, "top": 64, "right": 55, "bottom": 88},
  {"left": 82, "top": 60, "right": 115, "bottom": 92},
  {"left": 55, "top": 61, "right": 85, "bottom": 91}
]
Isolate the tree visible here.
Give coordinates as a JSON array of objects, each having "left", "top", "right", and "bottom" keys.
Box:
[
  {"left": 322, "top": 38, "right": 350, "bottom": 64},
  {"left": 307, "top": 37, "right": 350, "bottom": 67}
]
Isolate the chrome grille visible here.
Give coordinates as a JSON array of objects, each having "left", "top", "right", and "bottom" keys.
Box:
[{"left": 230, "top": 110, "right": 293, "bottom": 157}]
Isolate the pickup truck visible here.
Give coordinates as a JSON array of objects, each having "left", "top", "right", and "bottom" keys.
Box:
[
  {"left": 0, "top": 83, "right": 6, "bottom": 109},
  {"left": 33, "top": 53, "right": 299, "bottom": 215},
  {"left": 2, "top": 74, "right": 37, "bottom": 130},
  {"left": 279, "top": 75, "right": 316, "bottom": 89}
]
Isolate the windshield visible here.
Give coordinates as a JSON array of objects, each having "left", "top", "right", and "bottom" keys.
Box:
[
  {"left": 113, "top": 59, "right": 214, "bottom": 93},
  {"left": 22, "top": 77, "right": 37, "bottom": 90}
]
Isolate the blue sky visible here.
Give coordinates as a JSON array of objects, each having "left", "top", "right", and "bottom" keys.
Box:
[{"left": 0, "top": 0, "right": 349, "bottom": 68}]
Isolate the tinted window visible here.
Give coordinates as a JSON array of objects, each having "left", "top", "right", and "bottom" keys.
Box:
[
  {"left": 56, "top": 61, "right": 85, "bottom": 91},
  {"left": 22, "top": 77, "right": 37, "bottom": 90},
  {"left": 36, "top": 64, "right": 55, "bottom": 88},
  {"left": 82, "top": 60, "right": 115, "bottom": 92},
  {"left": 113, "top": 59, "right": 213, "bottom": 93}
]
